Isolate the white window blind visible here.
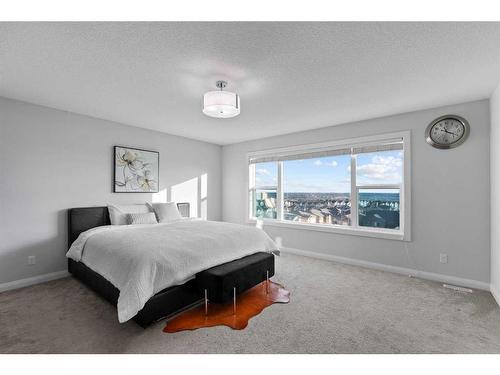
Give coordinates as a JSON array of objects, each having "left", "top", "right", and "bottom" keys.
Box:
[
  {"left": 352, "top": 141, "right": 403, "bottom": 155},
  {"left": 248, "top": 139, "right": 403, "bottom": 164},
  {"left": 249, "top": 147, "right": 351, "bottom": 164}
]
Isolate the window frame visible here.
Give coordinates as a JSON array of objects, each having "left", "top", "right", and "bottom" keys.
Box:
[{"left": 246, "top": 131, "right": 411, "bottom": 241}]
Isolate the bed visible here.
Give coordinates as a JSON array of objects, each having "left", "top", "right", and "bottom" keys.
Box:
[{"left": 67, "top": 205, "right": 277, "bottom": 327}]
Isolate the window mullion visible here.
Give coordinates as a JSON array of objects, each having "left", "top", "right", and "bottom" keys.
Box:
[
  {"left": 248, "top": 164, "right": 255, "bottom": 219},
  {"left": 350, "top": 152, "right": 358, "bottom": 228},
  {"left": 277, "top": 161, "right": 284, "bottom": 221}
]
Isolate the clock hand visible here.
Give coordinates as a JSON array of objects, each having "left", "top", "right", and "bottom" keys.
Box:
[{"left": 442, "top": 129, "right": 458, "bottom": 136}]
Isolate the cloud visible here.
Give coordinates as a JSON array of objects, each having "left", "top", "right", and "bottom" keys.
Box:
[
  {"left": 256, "top": 168, "right": 271, "bottom": 176},
  {"left": 255, "top": 168, "right": 276, "bottom": 185},
  {"left": 313, "top": 160, "right": 338, "bottom": 167},
  {"left": 356, "top": 155, "right": 402, "bottom": 183}
]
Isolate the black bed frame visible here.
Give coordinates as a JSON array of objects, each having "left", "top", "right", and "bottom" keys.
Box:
[{"left": 68, "top": 205, "right": 203, "bottom": 327}]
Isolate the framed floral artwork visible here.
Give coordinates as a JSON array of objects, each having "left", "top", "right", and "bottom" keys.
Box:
[{"left": 114, "top": 146, "right": 159, "bottom": 193}]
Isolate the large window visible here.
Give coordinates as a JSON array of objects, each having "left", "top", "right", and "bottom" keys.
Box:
[{"left": 248, "top": 132, "right": 410, "bottom": 240}]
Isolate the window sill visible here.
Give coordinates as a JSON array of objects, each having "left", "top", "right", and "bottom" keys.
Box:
[{"left": 247, "top": 219, "right": 409, "bottom": 241}]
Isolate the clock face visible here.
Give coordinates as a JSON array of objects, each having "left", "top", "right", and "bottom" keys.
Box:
[{"left": 425, "top": 115, "right": 470, "bottom": 149}]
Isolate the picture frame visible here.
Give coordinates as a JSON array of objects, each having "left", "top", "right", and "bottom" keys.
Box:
[{"left": 114, "top": 146, "right": 159, "bottom": 193}]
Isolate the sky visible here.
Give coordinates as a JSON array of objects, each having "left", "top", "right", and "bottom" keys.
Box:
[{"left": 254, "top": 150, "right": 403, "bottom": 193}]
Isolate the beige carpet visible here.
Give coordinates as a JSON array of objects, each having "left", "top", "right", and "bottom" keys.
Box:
[{"left": 1, "top": 253, "right": 500, "bottom": 353}]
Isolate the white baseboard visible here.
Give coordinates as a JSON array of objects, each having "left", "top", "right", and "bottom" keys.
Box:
[
  {"left": 281, "top": 247, "right": 490, "bottom": 291},
  {"left": 0, "top": 270, "right": 69, "bottom": 293},
  {"left": 491, "top": 284, "right": 500, "bottom": 306}
]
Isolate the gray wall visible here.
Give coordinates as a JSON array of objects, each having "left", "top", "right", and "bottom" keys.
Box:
[
  {"left": 491, "top": 88, "right": 500, "bottom": 298},
  {"left": 0, "top": 97, "right": 222, "bottom": 284},
  {"left": 222, "top": 100, "right": 490, "bottom": 284}
]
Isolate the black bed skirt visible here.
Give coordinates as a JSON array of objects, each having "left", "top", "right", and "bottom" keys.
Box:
[{"left": 68, "top": 259, "right": 202, "bottom": 327}]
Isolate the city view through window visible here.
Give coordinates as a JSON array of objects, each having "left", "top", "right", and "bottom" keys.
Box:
[{"left": 251, "top": 148, "right": 403, "bottom": 230}]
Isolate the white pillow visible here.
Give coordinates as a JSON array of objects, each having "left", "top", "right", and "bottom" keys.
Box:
[
  {"left": 127, "top": 212, "right": 158, "bottom": 225},
  {"left": 147, "top": 202, "right": 182, "bottom": 223},
  {"left": 107, "top": 203, "right": 152, "bottom": 225}
]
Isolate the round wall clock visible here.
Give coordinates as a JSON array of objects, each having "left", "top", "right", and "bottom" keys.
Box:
[{"left": 425, "top": 114, "right": 470, "bottom": 149}]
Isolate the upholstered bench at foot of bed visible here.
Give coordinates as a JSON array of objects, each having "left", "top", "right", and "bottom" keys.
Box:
[{"left": 195, "top": 252, "right": 275, "bottom": 304}]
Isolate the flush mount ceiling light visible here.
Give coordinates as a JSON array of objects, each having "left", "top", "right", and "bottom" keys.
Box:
[{"left": 203, "top": 80, "right": 240, "bottom": 119}]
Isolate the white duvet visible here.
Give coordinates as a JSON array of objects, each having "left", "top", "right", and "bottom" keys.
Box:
[{"left": 66, "top": 220, "right": 277, "bottom": 323}]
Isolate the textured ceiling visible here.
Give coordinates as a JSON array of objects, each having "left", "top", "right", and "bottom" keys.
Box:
[{"left": 1, "top": 22, "right": 500, "bottom": 145}]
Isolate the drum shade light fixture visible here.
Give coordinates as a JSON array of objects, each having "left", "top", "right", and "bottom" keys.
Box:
[{"left": 203, "top": 80, "right": 240, "bottom": 118}]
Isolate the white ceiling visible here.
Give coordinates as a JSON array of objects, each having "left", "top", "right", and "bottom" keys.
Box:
[{"left": 2, "top": 22, "right": 500, "bottom": 145}]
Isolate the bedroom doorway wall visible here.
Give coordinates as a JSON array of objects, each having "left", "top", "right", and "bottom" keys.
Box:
[{"left": 170, "top": 173, "right": 208, "bottom": 220}]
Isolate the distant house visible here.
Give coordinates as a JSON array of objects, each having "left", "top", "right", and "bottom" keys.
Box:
[{"left": 359, "top": 209, "right": 399, "bottom": 229}]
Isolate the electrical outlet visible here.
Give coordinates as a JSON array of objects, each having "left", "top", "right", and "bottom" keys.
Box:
[
  {"left": 28, "top": 255, "right": 36, "bottom": 265},
  {"left": 440, "top": 253, "right": 448, "bottom": 264}
]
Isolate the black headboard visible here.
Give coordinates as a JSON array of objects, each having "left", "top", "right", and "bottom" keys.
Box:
[
  {"left": 68, "top": 203, "right": 190, "bottom": 248},
  {"left": 68, "top": 207, "right": 110, "bottom": 247}
]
